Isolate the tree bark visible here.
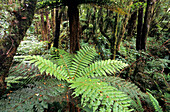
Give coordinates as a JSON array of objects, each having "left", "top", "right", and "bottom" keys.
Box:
[
  {"left": 0, "top": 0, "right": 37, "bottom": 96},
  {"left": 68, "top": 3, "right": 80, "bottom": 54}
]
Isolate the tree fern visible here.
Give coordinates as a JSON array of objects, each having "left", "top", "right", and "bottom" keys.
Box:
[
  {"left": 70, "top": 46, "right": 98, "bottom": 77},
  {"left": 0, "top": 46, "right": 132, "bottom": 111},
  {"left": 6, "top": 62, "right": 40, "bottom": 88},
  {"left": 24, "top": 46, "right": 132, "bottom": 111},
  {"left": 79, "top": 59, "right": 128, "bottom": 77}
]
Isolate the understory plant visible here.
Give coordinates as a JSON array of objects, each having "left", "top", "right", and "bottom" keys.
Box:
[{"left": 0, "top": 46, "right": 163, "bottom": 112}]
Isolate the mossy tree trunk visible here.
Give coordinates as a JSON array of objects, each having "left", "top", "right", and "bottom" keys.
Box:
[
  {"left": 111, "top": 13, "right": 119, "bottom": 60},
  {"left": 0, "top": 0, "right": 37, "bottom": 96}
]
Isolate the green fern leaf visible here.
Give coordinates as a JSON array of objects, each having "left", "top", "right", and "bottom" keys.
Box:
[
  {"left": 56, "top": 49, "right": 73, "bottom": 75},
  {"left": 70, "top": 46, "right": 97, "bottom": 77},
  {"left": 147, "top": 92, "right": 163, "bottom": 112},
  {"left": 69, "top": 77, "right": 133, "bottom": 112},
  {"left": 25, "top": 56, "right": 68, "bottom": 80},
  {"left": 78, "top": 60, "right": 128, "bottom": 77},
  {"left": 98, "top": 76, "right": 146, "bottom": 112}
]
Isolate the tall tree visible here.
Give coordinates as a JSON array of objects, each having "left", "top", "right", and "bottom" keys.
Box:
[
  {"left": 0, "top": 0, "right": 37, "bottom": 96},
  {"left": 134, "top": 0, "right": 156, "bottom": 91},
  {"left": 136, "top": 0, "right": 156, "bottom": 51},
  {"left": 68, "top": 1, "right": 80, "bottom": 53}
]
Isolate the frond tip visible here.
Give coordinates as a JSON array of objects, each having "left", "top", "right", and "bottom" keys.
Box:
[
  {"left": 78, "top": 59, "right": 128, "bottom": 77},
  {"left": 25, "top": 55, "right": 68, "bottom": 80}
]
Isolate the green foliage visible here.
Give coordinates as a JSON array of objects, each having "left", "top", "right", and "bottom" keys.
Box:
[
  {"left": 97, "top": 76, "right": 146, "bottom": 112},
  {"left": 0, "top": 78, "right": 68, "bottom": 112},
  {"left": 147, "top": 91, "right": 163, "bottom": 112},
  {"left": 3, "top": 46, "right": 132, "bottom": 111},
  {"left": 69, "top": 77, "right": 133, "bottom": 112},
  {"left": 16, "top": 36, "right": 47, "bottom": 55},
  {"left": 6, "top": 62, "right": 39, "bottom": 88},
  {"left": 26, "top": 55, "right": 68, "bottom": 81}
]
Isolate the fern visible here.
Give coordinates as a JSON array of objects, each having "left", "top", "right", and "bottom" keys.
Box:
[
  {"left": 70, "top": 46, "right": 98, "bottom": 77},
  {"left": 0, "top": 78, "right": 68, "bottom": 112},
  {"left": 24, "top": 46, "right": 132, "bottom": 111},
  {"left": 97, "top": 76, "right": 146, "bottom": 112},
  {"left": 79, "top": 59, "right": 128, "bottom": 77},
  {"left": 69, "top": 77, "right": 133, "bottom": 112},
  {"left": 6, "top": 62, "right": 41, "bottom": 88},
  {"left": 0, "top": 46, "right": 132, "bottom": 111},
  {"left": 147, "top": 92, "right": 163, "bottom": 112},
  {"left": 26, "top": 55, "right": 68, "bottom": 80}
]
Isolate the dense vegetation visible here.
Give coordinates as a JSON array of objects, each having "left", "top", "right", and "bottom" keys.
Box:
[{"left": 0, "top": 0, "right": 169, "bottom": 111}]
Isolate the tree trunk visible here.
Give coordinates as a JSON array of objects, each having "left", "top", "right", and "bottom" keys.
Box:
[
  {"left": 53, "top": 5, "right": 61, "bottom": 48},
  {"left": 134, "top": 0, "right": 156, "bottom": 91},
  {"left": 111, "top": 13, "right": 119, "bottom": 60},
  {"left": 51, "top": 9, "right": 55, "bottom": 40},
  {"left": 0, "top": 0, "right": 37, "bottom": 96},
  {"left": 141, "top": 0, "right": 156, "bottom": 50},
  {"left": 45, "top": 10, "right": 51, "bottom": 45},
  {"left": 117, "top": 1, "right": 133, "bottom": 51},
  {"left": 68, "top": 3, "right": 80, "bottom": 54},
  {"left": 127, "top": 11, "right": 137, "bottom": 39},
  {"left": 40, "top": 10, "right": 45, "bottom": 41},
  {"left": 136, "top": 1, "right": 144, "bottom": 51}
]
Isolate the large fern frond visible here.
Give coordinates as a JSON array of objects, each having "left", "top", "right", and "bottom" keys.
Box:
[
  {"left": 78, "top": 59, "right": 128, "bottom": 77},
  {"left": 26, "top": 55, "right": 68, "bottom": 80},
  {"left": 69, "top": 77, "right": 133, "bottom": 112},
  {"left": 98, "top": 76, "right": 146, "bottom": 111},
  {"left": 70, "top": 46, "right": 97, "bottom": 77}
]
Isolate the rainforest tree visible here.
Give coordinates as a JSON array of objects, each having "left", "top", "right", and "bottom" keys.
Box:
[{"left": 0, "top": 0, "right": 37, "bottom": 96}]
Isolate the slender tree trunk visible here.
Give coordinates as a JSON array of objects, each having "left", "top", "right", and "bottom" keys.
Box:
[
  {"left": 40, "top": 10, "right": 45, "bottom": 41},
  {"left": 0, "top": 0, "right": 37, "bottom": 96},
  {"left": 53, "top": 5, "right": 61, "bottom": 48},
  {"left": 68, "top": 3, "right": 80, "bottom": 54},
  {"left": 45, "top": 10, "right": 51, "bottom": 45},
  {"left": 117, "top": 1, "right": 133, "bottom": 51},
  {"left": 113, "top": 14, "right": 119, "bottom": 60},
  {"left": 51, "top": 9, "right": 55, "bottom": 39},
  {"left": 111, "top": 13, "right": 119, "bottom": 60},
  {"left": 126, "top": 11, "right": 137, "bottom": 39},
  {"left": 136, "top": 1, "right": 144, "bottom": 51}
]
